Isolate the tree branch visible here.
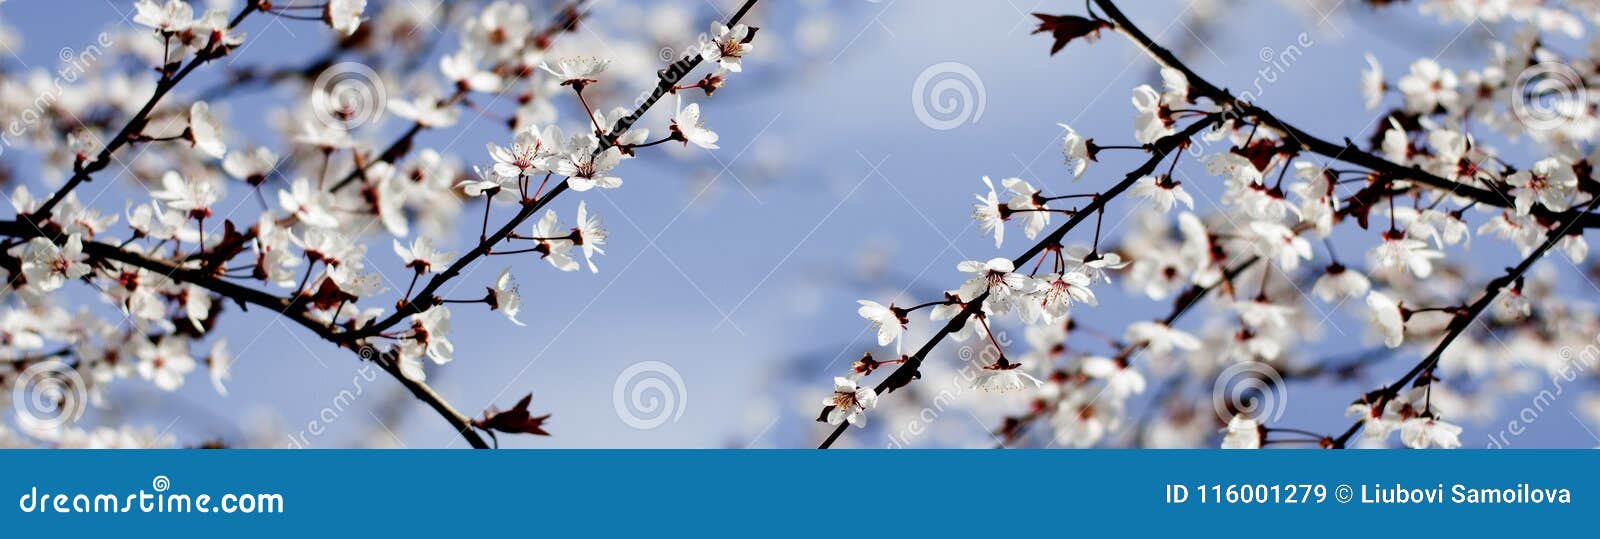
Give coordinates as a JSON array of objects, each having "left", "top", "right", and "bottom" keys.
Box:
[
  {"left": 1330, "top": 194, "right": 1600, "bottom": 447},
  {"left": 339, "top": 0, "right": 763, "bottom": 343},
  {"left": 817, "top": 116, "right": 1220, "bottom": 449},
  {"left": 30, "top": 1, "right": 260, "bottom": 219},
  {"left": 0, "top": 219, "right": 492, "bottom": 448},
  {"left": 1087, "top": 0, "right": 1600, "bottom": 229}
]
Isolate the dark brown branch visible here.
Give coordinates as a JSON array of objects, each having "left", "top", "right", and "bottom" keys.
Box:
[
  {"left": 1331, "top": 195, "right": 1600, "bottom": 447},
  {"left": 0, "top": 219, "right": 493, "bottom": 449},
  {"left": 325, "top": 0, "right": 589, "bottom": 193},
  {"left": 817, "top": 116, "right": 1219, "bottom": 449},
  {"left": 1087, "top": 0, "right": 1600, "bottom": 229},
  {"left": 29, "top": 2, "right": 260, "bottom": 219},
  {"left": 339, "top": 0, "right": 762, "bottom": 343}
]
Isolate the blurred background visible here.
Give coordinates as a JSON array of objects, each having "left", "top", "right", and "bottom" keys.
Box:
[{"left": 2, "top": 0, "right": 1598, "bottom": 448}]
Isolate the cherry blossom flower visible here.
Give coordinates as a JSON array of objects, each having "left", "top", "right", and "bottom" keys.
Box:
[
  {"left": 972, "top": 360, "right": 1044, "bottom": 392},
  {"left": 957, "top": 258, "right": 1031, "bottom": 313},
  {"left": 411, "top": 307, "right": 454, "bottom": 365},
  {"left": 488, "top": 268, "right": 525, "bottom": 326},
  {"left": 971, "top": 176, "right": 1006, "bottom": 247},
  {"left": 1221, "top": 415, "right": 1262, "bottom": 449},
  {"left": 389, "top": 92, "right": 460, "bottom": 128},
  {"left": 487, "top": 128, "right": 548, "bottom": 178},
  {"left": 1125, "top": 321, "right": 1201, "bottom": 357},
  {"left": 457, "top": 165, "right": 519, "bottom": 199},
  {"left": 526, "top": 210, "right": 581, "bottom": 272},
  {"left": 188, "top": 102, "right": 225, "bottom": 159},
  {"left": 555, "top": 134, "right": 624, "bottom": 191},
  {"left": 137, "top": 337, "right": 195, "bottom": 392},
  {"left": 701, "top": 22, "right": 754, "bottom": 73},
  {"left": 1347, "top": 400, "right": 1401, "bottom": 440},
  {"left": 16, "top": 236, "right": 90, "bottom": 292},
  {"left": 1131, "top": 84, "right": 1173, "bottom": 144},
  {"left": 326, "top": 0, "right": 367, "bottom": 36},
  {"left": 1052, "top": 397, "right": 1121, "bottom": 448},
  {"left": 1082, "top": 356, "right": 1146, "bottom": 398},
  {"left": 1030, "top": 270, "right": 1097, "bottom": 323},
  {"left": 540, "top": 56, "right": 612, "bottom": 85},
  {"left": 573, "top": 201, "right": 608, "bottom": 273},
  {"left": 1366, "top": 291, "right": 1406, "bottom": 348},
  {"left": 1400, "top": 415, "right": 1463, "bottom": 449},
  {"left": 1233, "top": 297, "right": 1294, "bottom": 331},
  {"left": 1247, "top": 221, "right": 1312, "bottom": 270},
  {"left": 1505, "top": 157, "right": 1578, "bottom": 215},
  {"left": 149, "top": 171, "right": 218, "bottom": 217},
  {"left": 1561, "top": 234, "right": 1588, "bottom": 262},
  {"left": 440, "top": 49, "right": 503, "bottom": 92},
  {"left": 278, "top": 178, "right": 339, "bottom": 228},
  {"left": 1002, "top": 177, "right": 1049, "bottom": 240},
  {"left": 1059, "top": 123, "right": 1091, "bottom": 179},
  {"left": 671, "top": 103, "right": 720, "bottom": 150},
  {"left": 192, "top": 7, "right": 244, "bottom": 50},
  {"left": 1130, "top": 175, "right": 1193, "bottom": 212},
  {"left": 133, "top": 0, "right": 193, "bottom": 34},
  {"left": 1368, "top": 234, "right": 1444, "bottom": 278},
  {"left": 823, "top": 376, "right": 877, "bottom": 428},
  {"left": 1312, "top": 264, "right": 1371, "bottom": 302},
  {"left": 1361, "top": 53, "right": 1385, "bottom": 109},
  {"left": 1070, "top": 248, "right": 1129, "bottom": 283},
  {"left": 1397, "top": 58, "right": 1458, "bottom": 113},
  {"left": 207, "top": 339, "right": 232, "bottom": 396},
  {"left": 1393, "top": 207, "right": 1470, "bottom": 249},
  {"left": 393, "top": 237, "right": 455, "bottom": 274},
  {"left": 856, "top": 300, "right": 907, "bottom": 347},
  {"left": 222, "top": 147, "right": 278, "bottom": 185}
]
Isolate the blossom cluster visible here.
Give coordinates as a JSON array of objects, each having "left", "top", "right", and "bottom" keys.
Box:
[
  {"left": 816, "top": 0, "right": 1600, "bottom": 450},
  {"left": 0, "top": 0, "right": 759, "bottom": 448}
]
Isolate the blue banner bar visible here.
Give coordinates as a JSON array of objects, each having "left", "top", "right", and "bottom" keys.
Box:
[{"left": 0, "top": 450, "right": 1591, "bottom": 535}]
